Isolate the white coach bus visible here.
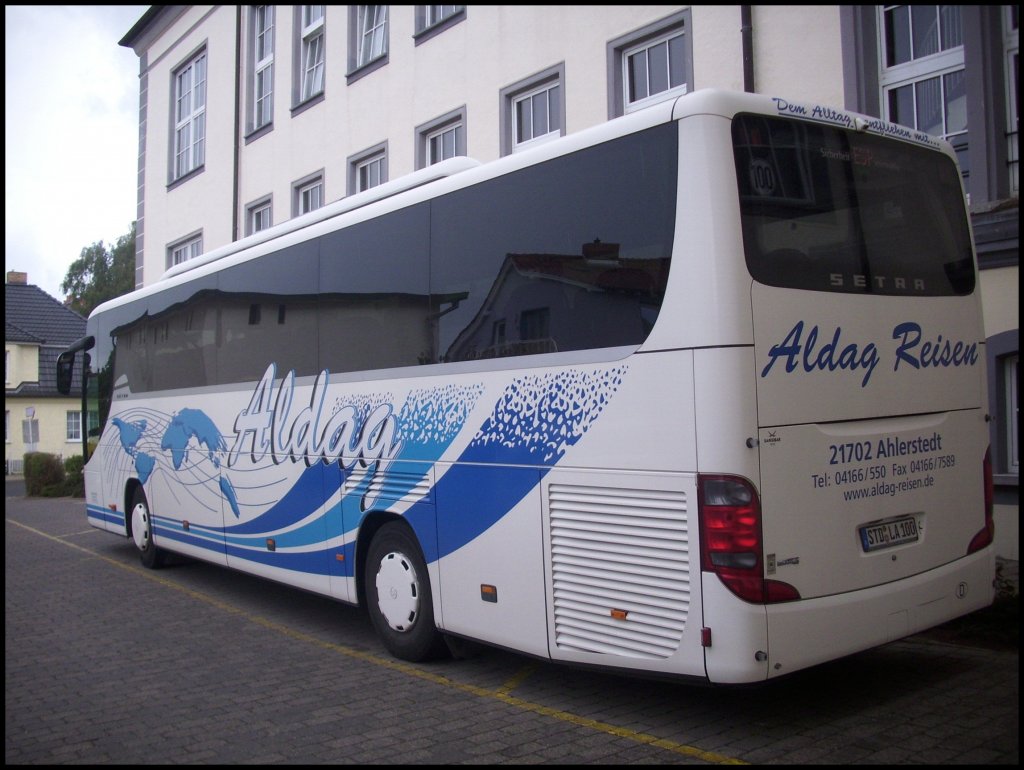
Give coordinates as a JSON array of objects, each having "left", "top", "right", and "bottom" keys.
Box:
[{"left": 59, "top": 89, "right": 994, "bottom": 684}]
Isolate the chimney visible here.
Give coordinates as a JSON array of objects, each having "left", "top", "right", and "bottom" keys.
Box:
[{"left": 7, "top": 271, "right": 28, "bottom": 285}]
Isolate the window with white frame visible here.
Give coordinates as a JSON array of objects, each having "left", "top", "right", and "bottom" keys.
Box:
[
  {"left": 608, "top": 11, "right": 692, "bottom": 118},
  {"left": 355, "top": 152, "right": 386, "bottom": 192},
  {"left": 247, "top": 198, "right": 272, "bottom": 235},
  {"left": 173, "top": 50, "right": 207, "bottom": 180},
  {"left": 294, "top": 175, "right": 323, "bottom": 216},
  {"left": 251, "top": 5, "right": 275, "bottom": 131},
  {"left": 513, "top": 82, "right": 561, "bottom": 150},
  {"left": 417, "top": 107, "right": 466, "bottom": 168},
  {"left": 348, "top": 143, "right": 387, "bottom": 194},
  {"left": 878, "top": 5, "right": 967, "bottom": 173},
  {"left": 1005, "top": 353, "right": 1019, "bottom": 475},
  {"left": 169, "top": 234, "right": 203, "bottom": 267},
  {"left": 356, "top": 6, "right": 388, "bottom": 68},
  {"left": 1005, "top": 5, "right": 1019, "bottom": 194},
  {"left": 427, "top": 122, "right": 462, "bottom": 165},
  {"left": 425, "top": 5, "right": 459, "bottom": 28},
  {"left": 298, "top": 5, "right": 325, "bottom": 103},
  {"left": 413, "top": 4, "right": 464, "bottom": 43},
  {"left": 500, "top": 64, "right": 565, "bottom": 156},
  {"left": 623, "top": 28, "right": 688, "bottom": 112},
  {"left": 416, "top": 5, "right": 462, "bottom": 32},
  {"left": 66, "top": 411, "right": 82, "bottom": 442}
]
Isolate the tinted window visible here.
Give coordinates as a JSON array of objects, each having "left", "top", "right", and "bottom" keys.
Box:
[
  {"left": 318, "top": 204, "right": 432, "bottom": 373},
  {"left": 431, "top": 123, "right": 677, "bottom": 362},
  {"left": 733, "top": 113, "right": 974, "bottom": 296},
  {"left": 99, "top": 123, "right": 679, "bottom": 400},
  {"left": 217, "top": 238, "right": 320, "bottom": 383}
]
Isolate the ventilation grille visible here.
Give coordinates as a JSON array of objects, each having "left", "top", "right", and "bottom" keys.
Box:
[
  {"left": 549, "top": 483, "right": 690, "bottom": 659},
  {"left": 343, "top": 469, "right": 431, "bottom": 506}
]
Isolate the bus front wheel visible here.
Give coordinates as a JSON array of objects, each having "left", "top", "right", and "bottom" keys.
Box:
[
  {"left": 130, "top": 487, "right": 165, "bottom": 569},
  {"left": 365, "top": 522, "right": 445, "bottom": 661}
]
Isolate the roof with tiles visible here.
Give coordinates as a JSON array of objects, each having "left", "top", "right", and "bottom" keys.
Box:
[{"left": 6, "top": 276, "right": 86, "bottom": 397}]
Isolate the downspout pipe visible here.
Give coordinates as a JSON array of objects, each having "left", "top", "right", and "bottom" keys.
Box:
[
  {"left": 741, "top": 5, "right": 755, "bottom": 93},
  {"left": 232, "top": 6, "right": 242, "bottom": 241}
]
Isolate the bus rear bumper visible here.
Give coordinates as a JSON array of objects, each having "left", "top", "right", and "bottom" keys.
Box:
[{"left": 763, "top": 548, "right": 996, "bottom": 680}]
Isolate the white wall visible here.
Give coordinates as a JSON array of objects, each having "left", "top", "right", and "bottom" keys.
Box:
[{"left": 140, "top": 5, "right": 851, "bottom": 286}]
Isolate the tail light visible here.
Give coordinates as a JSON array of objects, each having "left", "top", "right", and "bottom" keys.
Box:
[
  {"left": 967, "top": 448, "right": 995, "bottom": 554},
  {"left": 697, "top": 474, "right": 799, "bottom": 603}
]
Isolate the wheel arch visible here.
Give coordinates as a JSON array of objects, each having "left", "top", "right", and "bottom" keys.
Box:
[
  {"left": 354, "top": 511, "right": 408, "bottom": 608},
  {"left": 124, "top": 477, "right": 145, "bottom": 539}
]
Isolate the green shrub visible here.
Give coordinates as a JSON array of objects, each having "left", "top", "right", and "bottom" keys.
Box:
[
  {"left": 63, "top": 454, "right": 86, "bottom": 498},
  {"left": 24, "top": 452, "right": 65, "bottom": 497}
]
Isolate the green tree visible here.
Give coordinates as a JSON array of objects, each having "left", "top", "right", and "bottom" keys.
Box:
[{"left": 61, "top": 222, "right": 136, "bottom": 317}]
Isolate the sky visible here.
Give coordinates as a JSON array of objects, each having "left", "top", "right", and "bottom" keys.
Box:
[{"left": 5, "top": 5, "right": 149, "bottom": 303}]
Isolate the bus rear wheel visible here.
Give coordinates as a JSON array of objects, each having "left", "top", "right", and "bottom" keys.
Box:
[
  {"left": 365, "top": 522, "right": 445, "bottom": 661},
  {"left": 130, "top": 487, "right": 165, "bottom": 569}
]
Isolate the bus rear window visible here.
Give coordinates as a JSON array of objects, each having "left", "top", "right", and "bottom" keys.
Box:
[{"left": 732, "top": 113, "right": 974, "bottom": 296}]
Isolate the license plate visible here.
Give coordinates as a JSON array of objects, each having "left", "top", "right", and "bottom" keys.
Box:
[{"left": 859, "top": 516, "right": 919, "bottom": 552}]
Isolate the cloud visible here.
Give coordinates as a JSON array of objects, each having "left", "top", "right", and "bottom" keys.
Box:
[{"left": 4, "top": 5, "right": 146, "bottom": 301}]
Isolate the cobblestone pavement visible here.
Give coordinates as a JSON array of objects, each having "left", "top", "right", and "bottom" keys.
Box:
[{"left": 6, "top": 493, "right": 1019, "bottom": 764}]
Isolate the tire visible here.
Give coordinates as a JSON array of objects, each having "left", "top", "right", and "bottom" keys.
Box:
[
  {"left": 130, "top": 486, "right": 165, "bottom": 569},
  {"left": 365, "top": 522, "right": 445, "bottom": 661}
]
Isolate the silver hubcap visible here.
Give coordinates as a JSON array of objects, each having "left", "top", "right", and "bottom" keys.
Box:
[
  {"left": 375, "top": 551, "right": 420, "bottom": 632},
  {"left": 131, "top": 502, "right": 150, "bottom": 551}
]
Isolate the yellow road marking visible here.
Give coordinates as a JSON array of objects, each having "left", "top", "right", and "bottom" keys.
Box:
[{"left": 9, "top": 518, "right": 746, "bottom": 764}]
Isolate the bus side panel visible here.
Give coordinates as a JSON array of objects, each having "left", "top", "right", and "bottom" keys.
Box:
[
  {"left": 84, "top": 462, "right": 124, "bottom": 535},
  {"left": 643, "top": 113, "right": 752, "bottom": 354},
  {"left": 542, "top": 469, "right": 707, "bottom": 678},
  {"left": 701, "top": 575, "right": 769, "bottom": 683},
  {"left": 690, "top": 346, "right": 770, "bottom": 684},
  {"left": 434, "top": 464, "right": 549, "bottom": 658},
  {"left": 537, "top": 352, "right": 706, "bottom": 677},
  {"left": 221, "top": 451, "right": 334, "bottom": 597}
]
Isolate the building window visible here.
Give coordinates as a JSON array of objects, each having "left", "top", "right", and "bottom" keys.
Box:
[
  {"left": 356, "top": 6, "right": 388, "bottom": 68},
  {"left": 519, "top": 308, "right": 550, "bottom": 342},
  {"left": 66, "top": 411, "right": 82, "bottom": 442},
  {"left": 293, "top": 174, "right": 324, "bottom": 216},
  {"left": 624, "top": 30, "right": 688, "bottom": 111},
  {"left": 250, "top": 5, "right": 275, "bottom": 132},
  {"left": 172, "top": 50, "right": 207, "bottom": 180},
  {"left": 416, "top": 107, "right": 466, "bottom": 169},
  {"left": 168, "top": 234, "right": 203, "bottom": 268},
  {"left": 1005, "top": 5, "right": 1019, "bottom": 194},
  {"left": 414, "top": 5, "right": 465, "bottom": 43},
  {"left": 1005, "top": 353, "right": 1019, "bottom": 475},
  {"left": 986, "top": 330, "right": 1019, "bottom": 483},
  {"left": 608, "top": 11, "right": 692, "bottom": 118},
  {"left": 348, "top": 143, "right": 388, "bottom": 194},
  {"left": 424, "top": 5, "right": 459, "bottom": 28},
  {"left": 878, "top": 6, "right": 967, "bottom": 173},
  {"left": 297, "top": 5, "right": 325, "bottom": 104},
  {"left": 246, "top": 198, "right": 272, "bottom": 235},
  {"left": 500, "top": 64, "right": 565, "bottom": 156},
  {"left": 514, "top": 82, "right": 561, "bottom": 150}
]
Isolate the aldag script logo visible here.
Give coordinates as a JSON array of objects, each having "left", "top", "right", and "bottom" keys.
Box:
[
  {"left": 760, "top": 320, "right": 978, "bottom": 388},
  {"left": 228, "top": 364, "right": 403, "bottom": 510}
]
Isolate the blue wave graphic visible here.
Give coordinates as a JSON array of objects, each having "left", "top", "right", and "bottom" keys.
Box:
[{"left": 111, "top": 368, "right": 624, "bottom": 578}]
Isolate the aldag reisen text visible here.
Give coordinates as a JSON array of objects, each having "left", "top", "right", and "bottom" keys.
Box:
[{"left": 760, "top": 320, "right": 978, "bottom": 388}]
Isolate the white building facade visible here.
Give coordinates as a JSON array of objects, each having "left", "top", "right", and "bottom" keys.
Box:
[{"left": 121, "top": 5, "right": 1017, "bottom": 556}]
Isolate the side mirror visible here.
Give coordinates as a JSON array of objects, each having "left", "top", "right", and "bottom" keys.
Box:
[{"left": 56, "top": 351, "right": 75, "bottom": 395}]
